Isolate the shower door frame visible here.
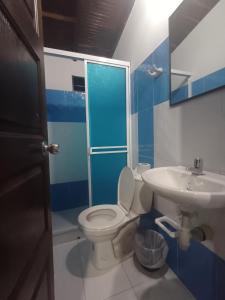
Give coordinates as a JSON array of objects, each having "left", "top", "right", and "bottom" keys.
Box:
[
  {"left": 84, "top": 59, "right": 131, "bottom": 206},
  {"left": 43, "top": 48, "right": 131, "bottom": 207}
]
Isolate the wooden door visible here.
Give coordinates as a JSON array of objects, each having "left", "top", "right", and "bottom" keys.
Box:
[{"left": 0, "top": 1, "right": 54, "bottom": 300}]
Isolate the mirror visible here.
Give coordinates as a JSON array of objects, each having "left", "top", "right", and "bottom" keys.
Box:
[{"left": 170, "top": 0, "right": 225, "bottom": 105}]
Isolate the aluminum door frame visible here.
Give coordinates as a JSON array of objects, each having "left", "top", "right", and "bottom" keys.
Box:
[{"left": 84, "top": 59, "right": 131, "bottom": 206}]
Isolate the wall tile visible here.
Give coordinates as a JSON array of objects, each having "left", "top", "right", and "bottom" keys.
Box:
[
  {"left": 138, "top": 108, "right": 154, "bottom": 166},
  {"left": 51, "top": 180, "right": 89, "bottom": 211},
  {"left": 153, "top": 38, "right": 170, "bottom": 105},
  {"left": 178, "top": 241, "right": 217, "bottom": 300},
  {"left": 216, "top": 255, "right": 225, "bottom": 300},
  {"left": 134, "top": 36, "right": 225, "bottom": 300},
  {"left": 46, "top": 89, "right": 86, "bottom": 123}
]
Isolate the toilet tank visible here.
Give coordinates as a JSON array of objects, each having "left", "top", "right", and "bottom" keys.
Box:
[{"left": 131, "top": 172, "right": 153, "bottom": 215}]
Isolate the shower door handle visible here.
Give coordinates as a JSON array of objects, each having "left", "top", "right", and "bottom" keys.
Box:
[{"left": 42, "top": 142, "right": 59, "bottom": 155}]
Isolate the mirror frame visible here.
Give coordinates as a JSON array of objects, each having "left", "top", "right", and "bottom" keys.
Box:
[{"left": 169, "top": 0, "right": 222, "bottom": 106}]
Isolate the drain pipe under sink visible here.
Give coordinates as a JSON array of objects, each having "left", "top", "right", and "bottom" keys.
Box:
[{"left": 155, "top": 213, "right": 213, "bottom": 250}]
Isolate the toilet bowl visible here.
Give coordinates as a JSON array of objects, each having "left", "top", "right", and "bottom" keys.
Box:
[{"left": 78, "top": 166, "right": 153, "bottom": 270}]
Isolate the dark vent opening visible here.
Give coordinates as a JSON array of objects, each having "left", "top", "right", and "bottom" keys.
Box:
[{"left": 72, "top": 76, "right": 85, "bottom": 92}]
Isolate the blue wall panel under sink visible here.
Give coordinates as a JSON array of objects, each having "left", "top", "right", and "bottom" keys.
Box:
[{"left": 141, "top": 209, "right": 225, "bottom": 300}]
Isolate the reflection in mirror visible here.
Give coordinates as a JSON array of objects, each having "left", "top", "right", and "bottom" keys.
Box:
[{"left": 169, "top": 0, "right": 225, "bottom": 105}]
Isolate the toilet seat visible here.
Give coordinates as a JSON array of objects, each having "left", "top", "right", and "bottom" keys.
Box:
[{"left": 78, "top": 204, "right": 125, "bottom": 232}]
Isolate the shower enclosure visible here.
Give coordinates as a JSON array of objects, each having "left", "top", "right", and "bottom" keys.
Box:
[{"left": 44, "top": 49, "right": 131, "bottom": 238}]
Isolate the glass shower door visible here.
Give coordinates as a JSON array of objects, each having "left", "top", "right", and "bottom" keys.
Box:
[{"left": 85, "top": 61, "right": 130, "bottom": 206}]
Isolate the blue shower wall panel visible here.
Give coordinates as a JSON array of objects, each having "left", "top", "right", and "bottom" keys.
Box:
[
  {"left": 51, "top": 180, "right": 89, "bottom": 211},
  {"left": 87, "top": 63, "right": 127, "bottom": 147},
  {"left": 46, "top": 89, "right": 86, "bottom": 122}
]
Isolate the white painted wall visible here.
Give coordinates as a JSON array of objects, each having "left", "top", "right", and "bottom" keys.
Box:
[
  {"left": 171, "top": 0, "right": 225, "bottom": 89},
  {"left": 154, "top": 92, "right": 225, "bottom": 260},
  {"left": 44, "top": 55, "right": 85, "bottom": 91},
  {"left": 113, "top": 0, "right": 183, "bottom": 71}
]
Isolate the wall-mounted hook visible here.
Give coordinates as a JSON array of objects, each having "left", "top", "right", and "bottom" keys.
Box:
[{"left": 147, "top": 64, "right": 163, "bottom": 78}]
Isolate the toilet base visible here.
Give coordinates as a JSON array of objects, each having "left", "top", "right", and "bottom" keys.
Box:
[
  {"left": 91, "top": 220, "right": 137, "bottom": 270},
  {"left": 91, "top": 240, "right": 133, "bottom": 270}
]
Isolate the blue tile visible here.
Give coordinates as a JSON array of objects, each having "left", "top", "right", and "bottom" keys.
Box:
[
  {"left": 50, "top": 180, "right": 89, "bottom": 211},
  {"left": 139, "top": 209, "right": 161, "bottom": 230},
  {"left": 131, "top": 72, "right": 138, "bottom": 114},
  {"left": 46, "top": 89, "right": 86, "bottom": 122},
  {"left": 138, "top": 108, "right": 154, "bottom": 165},
  {"left": 192, "top": 67, "right": 225, "bottom": 98},
  {"left": 205, "top": 67, "right": 225, "bottom": 93},
  {"left": 138, "top": 108, "right": 153, "bottom": 145},
  {"left": 178, "top": 240, "right": 217, "bottom": 300},
  {"left": 153, "top": 38, "right": 170, "bottom": 105},
  {"left": 192, "top": 78, "right": 205, "bottom": 97},
  {"left": 139, "top": 209, "right": 179, "bottom": 274},
  {"left": 216, "top": 255, "right": 225, "bottom": 300},
  {"left": 171, "top": 85, "right": 188, "bottom": 104},
  {"left": 138, "top": 145, "right": 154, "bottom": 166}
]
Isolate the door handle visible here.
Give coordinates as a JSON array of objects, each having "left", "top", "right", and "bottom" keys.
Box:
[{"left": 42, "top": 142, "right": 59, "bottom": 154}]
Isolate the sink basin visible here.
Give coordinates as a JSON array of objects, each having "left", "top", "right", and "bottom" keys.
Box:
[{"left": 142, "top": 166, "right": 225, "bottom": 209}]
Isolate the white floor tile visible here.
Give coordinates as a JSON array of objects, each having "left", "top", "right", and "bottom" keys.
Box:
[
  {"left": 134, "top": 275, "right": 195, "bottom": 300},
  {"left": 78, "top": 240, "right": 132, "bottom": 300},
  {"left": 53, "top": 240, "right": 85, "bottom": 300},
  {"left": 122, "top": 256, "right": 163, "bottom": 287},
  {"left": 52, "top": 207, "right": 87, "bottom": 235},
  {"left": 106, "top": 289, "right": 138, "bottom": 300}
]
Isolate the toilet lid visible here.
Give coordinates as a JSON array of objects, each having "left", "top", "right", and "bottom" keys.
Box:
[{"left": 118, "top": 167, "right": 135, "bottom": 213}]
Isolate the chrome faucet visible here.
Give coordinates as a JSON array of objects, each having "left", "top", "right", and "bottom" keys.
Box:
[{"left": 188, "top": 158, "right": 204, "bottom": 175}]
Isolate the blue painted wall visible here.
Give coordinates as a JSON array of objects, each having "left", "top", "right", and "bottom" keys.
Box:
[
  {"left": 132, "top": 38, "right": 225, "bottom": 299},
  {"left": 46, "top": 89, "right": 89, "bottom": 211}
]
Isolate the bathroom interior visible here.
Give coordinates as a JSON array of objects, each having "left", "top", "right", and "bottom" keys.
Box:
[{"left": 44, "top": 0, "right": 225, "bottom": 299}]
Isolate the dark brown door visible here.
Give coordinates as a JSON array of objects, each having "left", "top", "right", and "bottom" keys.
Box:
[{"left": 0, "top": 1, "right": 54, "bottom": 300}]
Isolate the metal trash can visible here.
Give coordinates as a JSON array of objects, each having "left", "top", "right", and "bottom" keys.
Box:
[{"left": 134, "top": 229, "right": 168, "bottom": 270}]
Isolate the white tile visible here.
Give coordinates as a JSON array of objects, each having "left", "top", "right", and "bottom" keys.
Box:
[
  {"left": 48, "top": 122, "right": 88, "bottom": 184},
  {"left": 106, "top": 289, "right": 137, "bottom": 300},
  {"left": 79, "top": 240, "right": 131, "bottom": 300},
  {"left": 134, "top": 272, "right": 195, "bottom": 300},
  {"left": 53, "top": 240, "right": 85, "bottom": 300},
  {"left": 122, "top": 257, "right": 159, "bottom": 287}
]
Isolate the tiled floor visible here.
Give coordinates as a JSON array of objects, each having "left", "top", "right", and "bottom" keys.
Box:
[
  {"left": 52, "top": 207, "right": 87, "bottom": 235},
  {"left": 53, "top": 239, "right": 195, "bottom": 300},
  {"left": 52, "top": 207, "right": 87, "bottom": 244}
]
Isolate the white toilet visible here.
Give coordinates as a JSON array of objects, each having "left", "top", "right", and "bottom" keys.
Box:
[{"left": 78, "top": 166, "right": 153, "bottom": 270}]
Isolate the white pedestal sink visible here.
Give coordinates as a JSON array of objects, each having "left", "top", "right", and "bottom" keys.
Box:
[{"left": 142, "top": 166, "right": 225, "bottom": 209}]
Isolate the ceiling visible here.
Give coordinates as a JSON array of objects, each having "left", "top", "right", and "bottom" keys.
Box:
[
  {"left": 170, "top": 0, "right": 219, "bottom": 52},
  {"left": 42, "top": 0, "right": 135, "bottom": 58}
]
